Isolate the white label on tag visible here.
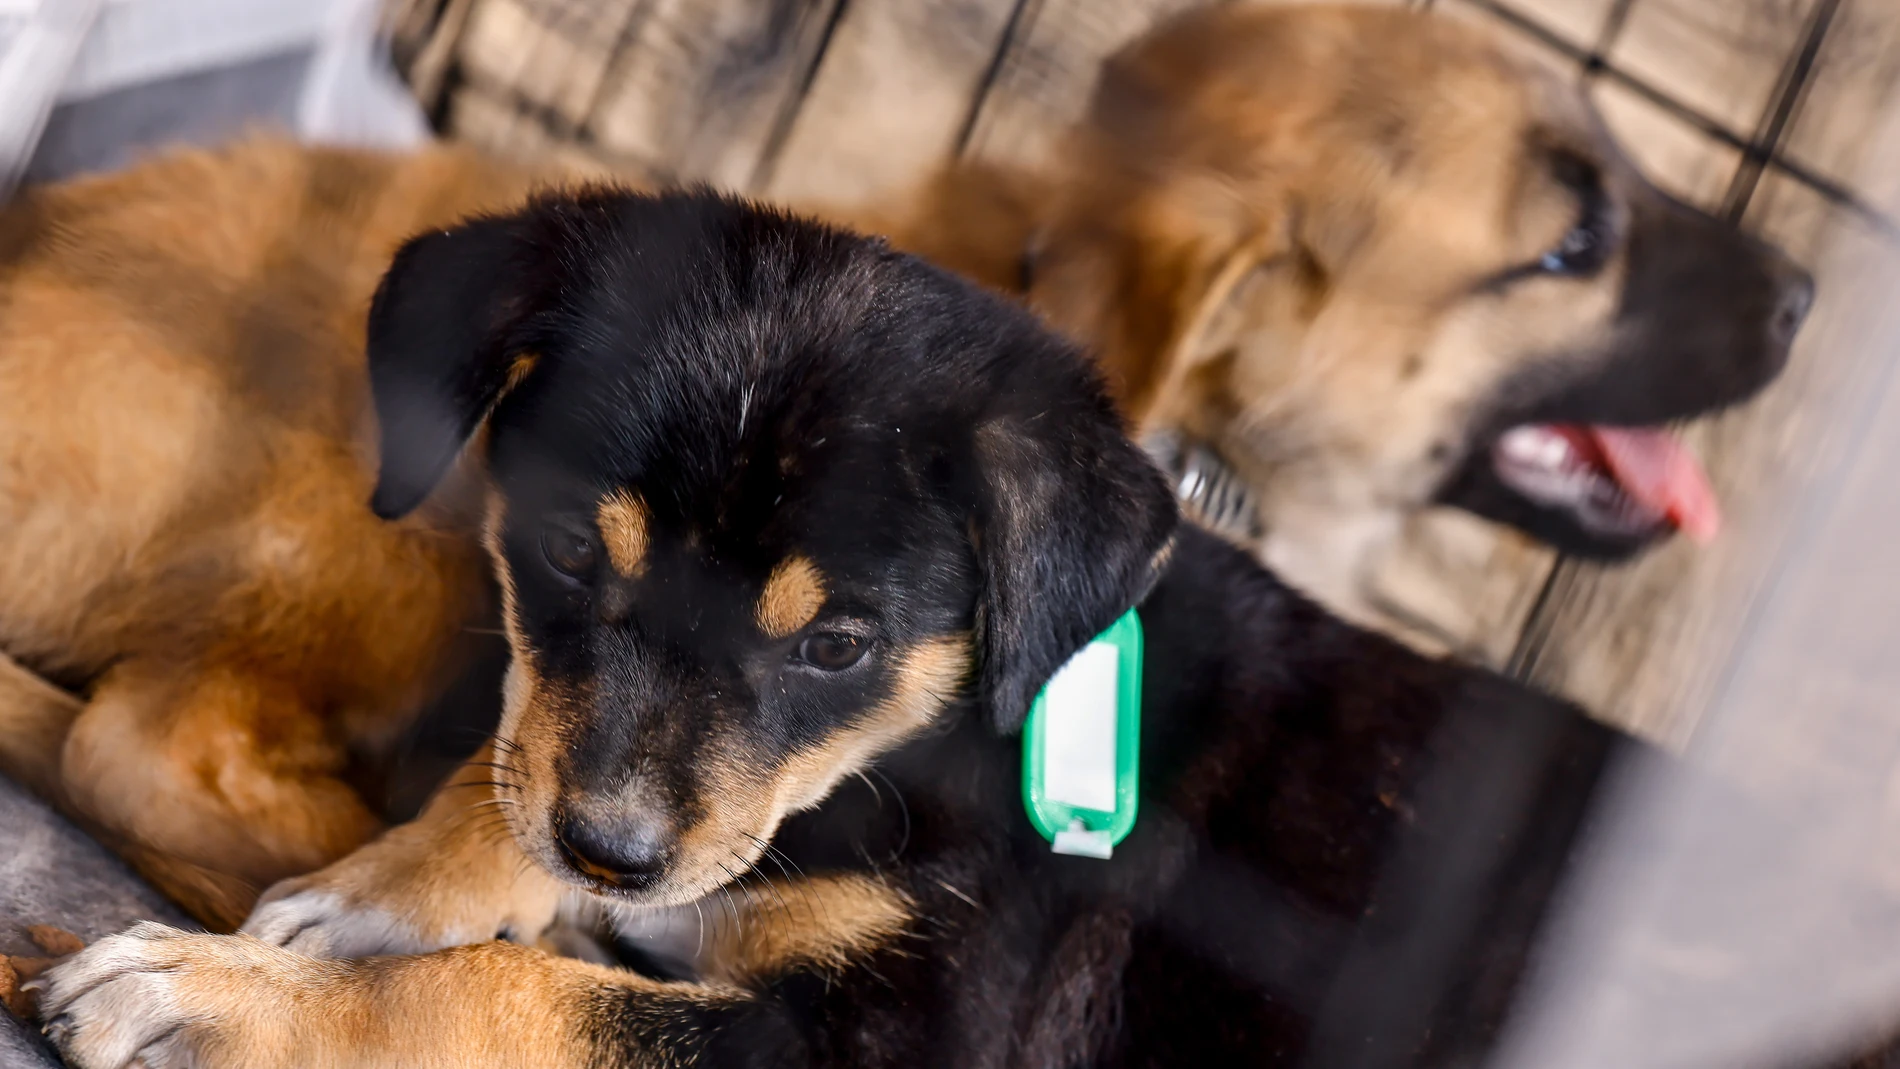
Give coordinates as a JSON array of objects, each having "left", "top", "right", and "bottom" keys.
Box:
[
  {"left": 1052, "top": 825, "right": 1115, "bottom": 860},
  {"left": 1040, "top": 641, "right": 1120, "bottom": 813}
]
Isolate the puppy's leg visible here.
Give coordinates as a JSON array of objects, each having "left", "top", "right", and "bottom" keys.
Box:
[
  {"left": 241, "top": 743, "right": 569, "bottom": 958},
  {"left": 0, "top": 646, "right": 83, "bottom": 801},
  {"left": 40, "top": 870, "right": 919, "bottom": 1069},
  {"left": 37, "top": 924, "right": 811, "bottom": 1069},
  {"left": 60, "top": 661, "right": 384, "bottom": 930}
]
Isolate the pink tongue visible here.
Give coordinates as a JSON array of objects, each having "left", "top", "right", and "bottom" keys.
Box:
[{"left": 1587, "top": 426, "right": 1721, "bottom": 543}]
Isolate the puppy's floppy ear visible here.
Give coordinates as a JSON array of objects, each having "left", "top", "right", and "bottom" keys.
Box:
[
  {"left": 971, "top": 340, "right": 1181, "bottom": 734},
  {"left": 1028, "top": 34, "right": 1296, "bottom": 432},
  {"left": 365, "top": 209, "right": 559, "bottom": 519},
  {"left": 1031, "top": 211, "right": 1280, "bottom": 432}
]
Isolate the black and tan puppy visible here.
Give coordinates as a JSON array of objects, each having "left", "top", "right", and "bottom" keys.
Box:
[{"left": 39, "top": 189, "right": 1628, "bottom": 1068}]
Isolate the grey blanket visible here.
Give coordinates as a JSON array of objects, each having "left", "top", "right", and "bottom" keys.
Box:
[{"left": 0, "top": 776, "right": 188, "bottom": 1068}]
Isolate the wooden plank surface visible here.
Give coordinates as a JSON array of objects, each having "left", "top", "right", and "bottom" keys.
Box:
[
  {"left": 583, "top": 0, "right": 844, "bottom": 189},
  {"left": 436, "top": 0, "right": 847, "bottom": 190},
  {"left": 759, "top": 0, "right": 1020, "bottom": 208},
  {"left": 1478, "top": 0, "right": 1617, "bottom": 50},
  {"left": 445, "top": 78, "right": 637, "bottom": 178},
  {"left": 1780, "top": 0, "right": 1900, "bottom": 202},
  {"left": 1607, "top": 0, "right": 1816, "bottom": 135},
  {"left": 1590, "top": 78, "right": 1745, "bottom": 205},
  {"left": 453, "top": 0, "right": 639, "bottom": 128},
  {"left": 958, "top": 0, "right": 1212, "bottom": 173}
]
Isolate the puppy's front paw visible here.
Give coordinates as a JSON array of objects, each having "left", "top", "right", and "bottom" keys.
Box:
[
  {"left": 243, "top": 880, "right": 425, "bottom": 959},
  {"left": 240, "top": 829, "right": 564, "bottom": 960},
  {"left": 34, "top": 923, "right": 347, "bottom": 1069}
]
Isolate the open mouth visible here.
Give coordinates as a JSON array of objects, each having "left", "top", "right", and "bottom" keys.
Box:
[{"left": 1490, "top": 423, "right": 1719, "bottom": 544}]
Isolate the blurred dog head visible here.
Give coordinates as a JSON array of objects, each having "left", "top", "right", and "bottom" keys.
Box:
[
  {"left": 364, "top": 190, "right": 1176, "bottom": 906},
  {"left": 1027, "top": 4, "right": 1811, "bottom": 572}
]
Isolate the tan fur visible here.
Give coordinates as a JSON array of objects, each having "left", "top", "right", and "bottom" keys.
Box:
[
  {"left": 9, "top": 11, "right": 1781, "bottom": 1062},
  {"left": 754, "top": 555, "right": 825, "bottom": 638},
  {"left": 247, "top": 746, "right": 915, "bottom": 989},
  {"left": 657, "top": 635, "right": 971, "bottom": 901},
  {"left": 994, "top": 4, "right": 1638, "bottom": 620},
  {"left": 243, "top": 622, "right": 966, "bottom": 965},
  {"left": 0, "top": 138, "right": 550, "bottom": 926},
  {"left": 707, "top": 872, "right": 912, "bottom": 983},
  {"left": 768, "top": 634, "right": 971, "bottom": 814},
  {"left": 40, "top": 924, "right": 735, "bottom": 1068},
  {"left": 683, "top": 635, "right": 972, "bottom": 867},
  {"left": 795, "top": 145, "right": 1046, "bottom": 294},
  {"left": 1034, "top": 6, "right": 1613, "bottom": 427},
  {"left": 247, "top": 737, "right": 571, "bottom": 956},
  {"left": 595, "top": 489, "right": 651, "bottom": 578},
  {"left": 502, "top": 616, "right": 964, "bottom": 906},
  {"left": 0, "top": 647, "right": 81, "bottom": 801},
  {"left": 40, "top": 870, "right": 907, "bottom": 1069},
  {"left": 502, "top": 352, "right": 541, "bottom": 395}
]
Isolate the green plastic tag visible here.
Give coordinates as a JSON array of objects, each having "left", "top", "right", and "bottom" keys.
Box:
[{"left": 1021, "top": 608, "right": 1142, "bottom": 859}]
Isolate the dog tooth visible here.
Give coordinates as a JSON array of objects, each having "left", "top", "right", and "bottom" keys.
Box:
[
  {"left": 1498, "top": 427, "right": 1548, "bottom": 463},
  {"left": 1543, "top": 435, "right": 1574, "bottom": 470}
]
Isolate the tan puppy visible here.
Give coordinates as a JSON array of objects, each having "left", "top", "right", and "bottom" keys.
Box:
[
  {"left": 877, "top": 4, "right": 1810, "bottom": 625},
  {"left": 0, "top": 141, "right": 547, "bottom": 927}
]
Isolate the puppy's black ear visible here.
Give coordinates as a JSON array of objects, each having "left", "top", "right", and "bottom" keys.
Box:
[
  {"left": 972, "top": 339, "right": 1180, "bottom": 734},
  {"left": 365, "top": 210, "right": 557, "bottom": 519}
]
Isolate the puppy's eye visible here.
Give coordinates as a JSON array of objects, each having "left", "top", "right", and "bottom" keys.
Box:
[
  {"left": 794, "top": 633, "right": 868, "bottom": 672},
  {"left": 1539, "top": 221, "right": 1610, "bottom": 276},
  {"left": 542, "top": 529, "right": 597, "bottom": 579}
]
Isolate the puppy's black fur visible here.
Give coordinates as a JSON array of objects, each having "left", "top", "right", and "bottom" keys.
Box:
[
  {"left": 757, "top": 529, "right": 1625, "bottom": 1068},
  {"left": 367, "top": 190, "right": 1630, "bottom": 1066}
]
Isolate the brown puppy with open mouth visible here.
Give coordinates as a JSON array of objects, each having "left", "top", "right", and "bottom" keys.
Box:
[{"left": 880, "top": 3, "right": 1812, "bottom": 626}]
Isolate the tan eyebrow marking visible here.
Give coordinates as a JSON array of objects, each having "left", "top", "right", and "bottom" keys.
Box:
[
  {"left": 502, "top": 352, "right": 540, "bottom": 396},
  {"left": 768, "top": 634, "right": 972, "bottom": 812},
  {"left": 756, "top": 555, "right": 825, "bottom": 638},
  {"left": 596, "top": 489, "right": 650, "bottom": 577}
]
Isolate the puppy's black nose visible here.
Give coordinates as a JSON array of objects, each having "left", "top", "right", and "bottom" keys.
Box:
[
  {"left": 555, "top": 809, "right": 674, "bottom": 889},
  {"left": 1769, "top": 263, "right": 1816, "bottom": 348}
]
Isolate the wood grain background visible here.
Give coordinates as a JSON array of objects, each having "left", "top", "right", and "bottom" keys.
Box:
[{"left": 386, "top": 0, "right": 1900, "bottom": 747}]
